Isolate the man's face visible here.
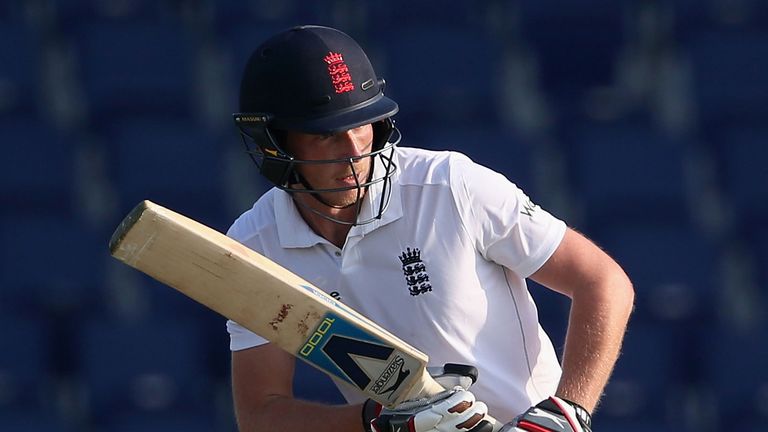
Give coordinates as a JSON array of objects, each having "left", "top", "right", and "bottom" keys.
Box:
[{"left": 284, "top": 124, "right": 374, "bottom": 208}]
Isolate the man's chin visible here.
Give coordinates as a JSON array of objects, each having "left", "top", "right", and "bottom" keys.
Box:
[{"left": 320, "top": 191, "right": 365, "bottom": 209}]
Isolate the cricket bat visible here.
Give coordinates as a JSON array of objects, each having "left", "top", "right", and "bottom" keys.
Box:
[{"left": 109, "top": 200, "right": 500, "bottom": 429}]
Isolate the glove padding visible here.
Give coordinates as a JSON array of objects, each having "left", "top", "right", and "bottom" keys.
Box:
[
  {"left": 504, "top": 396, "right": 593, "bottom": 432},
  {"left": 372, "top": 387, "right": 493, "bottom": 432},
  {"left": 363, "top": 364, "right": 492, "bottom": 432}
]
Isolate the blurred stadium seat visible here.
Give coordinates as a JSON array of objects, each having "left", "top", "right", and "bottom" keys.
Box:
[
  {"left": 0, "top": 410, "right": 73, "bottom": 432},
  {"left": 130, "top": 275, "right": 232, "bottom": 378},
  {"left": 50, "top": 0, "right": 188, "bottom": 27},
  {"left": 0, "top": 22, "right": 40, "bottom": 116},
  {"left": 565, "top": 121, "right": 691, "bottom": 227},
  {"left": 0, "top": 215, "right": 106, "bottom": 316},
  {"left": 0, "top": 313, "right": 52, "bottom": 411},
  {"left": 365, "top": 0, "right": 490, "bottom": 29},
  {"left": 378, "top": 26, "right": 505, "bottom": 127},
  {"left": 75, "top": 317, "right": 214, "bottom": 423},
  {"left": 594, "top": 419, "right": 677, "bottom": 432},
  {"left": 593, "top": 222, "right": 717, "bottom": 326},
  {"left": 104, "top": 116, "right": 229, "bottom": 231},
  {"left": 711, "top": 127, "right": 768, "bottom": 228},
  {"left": 702, "top": 321, "right": 768, "bottom": 430},
  {"left": 671, "top": 0, "right": 768, "bottom": 38},
  {"left": 514, "top": 0, "right": 628, "bottom": 100},
  {"left": 0, "top": 1, "right": 25, "bottom": 21},
  {"left": 599, "top": 323, "right": 684, "bottom": 426},
  {"left": 96, "top": 411, "right": 220, "bottom": 432},
  {"left": 0, "top": 117, "right": 76, "bottom": 216},
  {"left": 69, "top": 21, "right": 198, "bottom": 121},
  {"left": 204, "top": 0, "right": 330, "bottom": 30},
  {"left": 685, "top": 32, "right": 768, "bottom": 130},
  {"left": 753, "top": 227, "right": 768, "bottom": 288}
]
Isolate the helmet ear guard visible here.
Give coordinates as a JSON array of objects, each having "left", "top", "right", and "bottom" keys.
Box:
[
  {"left": 234, "top": 113, "right": 300, "bottom": 187},
  {"left": 371, "top": 117, "right": 395, "bottom": 151}
]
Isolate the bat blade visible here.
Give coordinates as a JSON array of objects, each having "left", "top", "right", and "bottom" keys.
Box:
[{"left": 108, "top": 200, "right": 443, "bottom": 407}]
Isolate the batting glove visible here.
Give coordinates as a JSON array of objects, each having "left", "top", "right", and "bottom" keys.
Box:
[
  {"left": 502, "top": 396, "right": 593, "bottom": 432},
  {"left": 362, "top": 364, "right": 493, "bottom": 432},
  {"left": 371, "top": 387, "right": 492, "bottom": 432}
]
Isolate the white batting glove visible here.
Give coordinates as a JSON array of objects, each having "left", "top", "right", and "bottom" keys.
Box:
[
  {"left": 502, "top": 396, "right": 593, "bottom": 432},
  {"left": 371, "top": 387, "right": 493, "bottom": 432}
]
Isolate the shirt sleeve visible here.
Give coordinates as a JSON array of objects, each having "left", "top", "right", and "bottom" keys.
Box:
[
  {"left": 225, "top": 216, "right": 270, "bottom": 351},
  {"left": 449, "top": 153, "right": 567, "bottom": 278}
]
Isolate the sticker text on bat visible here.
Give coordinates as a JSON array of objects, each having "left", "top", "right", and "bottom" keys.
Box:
[{"left": 299, "top": 316, "right": 335, "bottom": 356}]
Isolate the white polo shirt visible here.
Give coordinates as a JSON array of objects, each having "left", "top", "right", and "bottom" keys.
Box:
[{"left": 226, "top": 146, "right": 567, "bottom": 420}]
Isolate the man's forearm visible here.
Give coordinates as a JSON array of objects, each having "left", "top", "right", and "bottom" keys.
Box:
[
  {"left": 236, "top": 396, "right": 364, "bottom": 432},
  {"left": 556, "top": 273, "right": 634, "bottom": 412}
]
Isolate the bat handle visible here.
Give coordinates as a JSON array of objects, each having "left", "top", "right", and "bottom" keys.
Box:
[
  {"left": 482, "top": 413, "right": 504, "bottom": 432},
  {"left": 415, "top": 370, "right": 504, "bottom": 432}
]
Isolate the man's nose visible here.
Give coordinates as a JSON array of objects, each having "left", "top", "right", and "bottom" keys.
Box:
[{"left": 337, "top": 130, "right": 366, "bottom": 158}]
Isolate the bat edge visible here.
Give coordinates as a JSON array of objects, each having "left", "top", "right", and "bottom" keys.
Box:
[{"left": 108, "top": 200, "right": 153, "bottom": 255}]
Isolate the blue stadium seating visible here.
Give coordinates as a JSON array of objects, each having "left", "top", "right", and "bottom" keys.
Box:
[
  {"left": 0, "top": 215, "right": 106, "bottom": 316},
  {"left": 104, "top": 116, "right": 229, "bottom": 231},
  {"left": 0, "top": 117, "right": 75, "bottom": 216},
  {"left": 594, "top": 419, "right": 677, "bottom": 432},
  {"left": 712, "top": 127, "right": 768, "bottom": 228},
  {"left": 671, "top": 0, "right": 768, "bottom": 39},
  {"left": 131, "top": 275, "right": 232, "bottom": 378},
  {"left": 96, "top": 411, "right": 222, "bottom": 432},
  {"left": 378, "top": 26, "right": 504, "bottom": 127},
  {"left": 0, "top": 313, "right": 53, "bottom": 410},
  {"left": 565, "top": 122, "right": 691, "bottom": 227},
  {"left": 69, "top": 21, "right": 198, "bottom": 120},
  {"left": 0, "top": 22, "right": 40, "bottom": 116},
  {"left": 753, "top": 226, "right": 768, "bottom": 289},
  {"left": 206, "top": 0, "right": 329, "bottom": 30},
  {"left": 514, "top": 0, "right": 627, "bottom": 100},
  {"left": 685, "top": 32, "right": 768, "bottom": 130},
  {"left": 599, "top": 323, "right": 683, "bottom": 424},
  {"left": 0, "top": 410, "right": 73, "bottom": 432},
  {"left": 50, "top": 0, "right": 187, "bottom": 27},
  {"left": 365, "top": 0, "right": 491, "bottom": 29},
  {"left": 592, "top": 222, "right": 717, "bottom": 326},
  {"left": 0, "top": 1, "right": 25, "bottom": 21},
  {"left": 75, "top": 317, "right": 213, "bottom": 421},
  {"left": 702, "top": 321, "right": 768, "bottom": 430}
]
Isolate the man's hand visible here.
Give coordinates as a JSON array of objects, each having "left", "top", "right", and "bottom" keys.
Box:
[
  {"left": 503, "top": 396, "right": 592, "bottom": 432},
  {"left": 362, "top": 364, "right": 493, "bottom": 432},
  {"left": 370, "top": 387, "right": 493, "bottom": 432}
]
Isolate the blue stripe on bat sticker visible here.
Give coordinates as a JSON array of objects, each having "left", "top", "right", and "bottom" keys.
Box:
[
  {"left": 298, "top": 284, "right": 356, "bottom": 316},
  {"left": 297, "top": 312, "right": 397, "bottom": 390}
]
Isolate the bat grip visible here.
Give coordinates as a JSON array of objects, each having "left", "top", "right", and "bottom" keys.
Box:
[{"left": 416, "top": 369, "right": 504, "bottom": 432}]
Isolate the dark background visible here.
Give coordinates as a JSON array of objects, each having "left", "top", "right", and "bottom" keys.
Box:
[{"left": 1, "top": 0, "right": 766, "bottom": 431}]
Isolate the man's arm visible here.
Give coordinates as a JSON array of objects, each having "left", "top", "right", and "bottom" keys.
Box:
[
  {"left": 530, "top": 227, "right": 634, "bottom": 413},
  {"left": 231, "top": 343, "right": 363, "bottom": 432}
]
